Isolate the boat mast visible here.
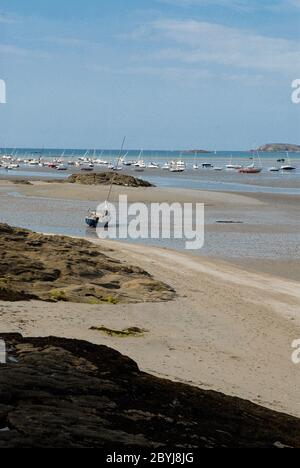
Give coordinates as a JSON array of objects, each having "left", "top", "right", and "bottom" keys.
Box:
[{"left": 106, "top": 136, "right": 126, "bottom": 204}]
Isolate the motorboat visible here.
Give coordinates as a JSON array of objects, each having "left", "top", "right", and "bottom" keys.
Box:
[
  {"left": 281, "top": 165, "right": 296, "bottom": 171},
  {"left": 280, "top": 153, "right": 296, "bottom": 171},
  {"left": 147, "top": 162, "right": 160, "bottom": 169},
  {"left": 57, "top": 164, "right": 68, "bottom": 171}
]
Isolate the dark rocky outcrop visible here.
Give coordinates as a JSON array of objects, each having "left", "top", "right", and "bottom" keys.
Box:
[
  {"left": 0, "top": 333, "right": 299, "bottom": 448},
  {"left": 68, "top": 172, "right": 154, "bottom": 187},
  {"left": 0, "top": 224, "right": 174, "bottom": 303}
]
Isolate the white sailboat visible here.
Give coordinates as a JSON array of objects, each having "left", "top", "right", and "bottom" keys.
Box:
[
  {"left": 226, "top": 155, "right": 242, "bottom": 170},
  {"left": 134, "top": 150, "right": 146, "bottom": 171},
  {"left": 281, "top": 153, "right": 296, "bottom": 171},
  {"left": 85, "top": 137, "right": 126, "bottom": 228}
]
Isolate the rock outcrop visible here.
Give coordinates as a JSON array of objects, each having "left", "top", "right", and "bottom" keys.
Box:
[
  {"left": 0, "top": 334, "right": 299, "bottom": 448},
  {"left": 0, "top": 224, "right": 174, "bottom": 303},
  {"left": 257, "top": 144, "right": 300, "bottom": 152},
  {"left": 68, "top": 172, "right": 154, "bottom": 187}
]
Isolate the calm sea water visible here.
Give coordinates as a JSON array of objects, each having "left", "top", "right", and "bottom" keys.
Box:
[
  {"left": 0, "top": 147, "right": 300, "bottom": 195},
  {"left": 1, "top": 147, "right": 300, "bottom": 162}
]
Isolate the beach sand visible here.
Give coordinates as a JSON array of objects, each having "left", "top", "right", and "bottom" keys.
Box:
[
  {"left": 0, "top": 180, "right": 300, "bottom": 418},
  {"left": 1, "top": 238, "right": 300, "bottom": 419}
]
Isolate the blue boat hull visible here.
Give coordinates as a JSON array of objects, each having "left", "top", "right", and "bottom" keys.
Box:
[{"left": 85, "top": 217, "right": 99, "bottom": 228}]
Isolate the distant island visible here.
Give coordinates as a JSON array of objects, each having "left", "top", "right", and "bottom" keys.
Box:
[
  {"left": 183, "top": 149, "right": 211, "bottom": 154},
  {"left": 256, "top": 143, "right": 300, "bottom": 152}
]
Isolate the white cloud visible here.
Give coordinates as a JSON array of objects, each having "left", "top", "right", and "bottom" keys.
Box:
[
  {"left": 157, "top": 0, "right": 300, "bottom": 10},
  {"left": 0, "top": 13, "right": 21, "bottom": 24},
  {"left": 0, "top": 44, "right": 50, "bottom": 60},
  {"left": 140, "top": 19, "right": 300, "bottom": 74}
]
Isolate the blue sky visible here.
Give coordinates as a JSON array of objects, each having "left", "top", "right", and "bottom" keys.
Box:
[{"left": 0, "top": 0, "right": 299, "bottom": 150}]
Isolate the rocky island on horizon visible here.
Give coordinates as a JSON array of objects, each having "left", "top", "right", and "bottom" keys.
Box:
[{"left": 256, "top": 143, "right": 300, "bottom": 152}]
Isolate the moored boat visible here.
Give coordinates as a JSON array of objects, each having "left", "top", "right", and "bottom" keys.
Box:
[{"left": 238, "top": 167, "right": 262, "bottom": 174}]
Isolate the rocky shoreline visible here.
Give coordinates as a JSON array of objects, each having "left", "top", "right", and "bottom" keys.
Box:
[
  {"left": 0, "top": 333, "right": 299, "bottom": 448},
  {"left": 0, "top": 224, "right": 174, "bottom": 304}
]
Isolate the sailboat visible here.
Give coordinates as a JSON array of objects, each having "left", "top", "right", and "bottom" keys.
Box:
[
  {"left": 193, "top": 152, "right": 199, "bottom": 169},
  {"left": 85, "top": 137, "right": 126, "bottom": 229},
  {"left": 281, "top": 153, "right": 296, "bottom": 171},
  {"left": 238, "top": 152, "right": 262, "bottom": 174},
  {"left": 134, "top": 150, "right": 146, "bottom": 171},
  {"left": 226, "top": 155, "right": 242, "bottom": 170}
]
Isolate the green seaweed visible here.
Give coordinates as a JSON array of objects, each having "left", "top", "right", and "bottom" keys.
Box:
[
  {"left": 50, "top": 289, "right": 68, "bottom": 302},
  {"left": 90, "top": 326, "right": 147, "bottom": 338}
]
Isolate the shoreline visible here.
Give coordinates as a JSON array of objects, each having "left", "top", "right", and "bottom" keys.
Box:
[
  {"left": 1, "top": 234, "right": 300, "bottom": 418},
  {"left": 0, "top": 179, "right": 299, "bottom": 281}
]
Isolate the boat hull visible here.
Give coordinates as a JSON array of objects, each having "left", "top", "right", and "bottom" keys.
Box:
[
  {"left": 238, "top": 168, "right": 262, "bottom": 174},
  {"left": 85, "top": 217, "right": 99, "bottom": 228}
]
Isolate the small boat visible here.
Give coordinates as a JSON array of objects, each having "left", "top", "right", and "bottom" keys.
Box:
[
  {"left": 238, "top": 166, "right": 262, "bottom": 174},
  {"left": 28, "top": 160, "right": 40, "bottom": 166},
  {"left": 147, "top": 162, "right": 160, "bottom": 169},
  {"left": 85, "top": 137, "right": 127, "bottom": 229},
  {"left": 192, "top": 152, "right": 198, "bottom": 170},
  {"left": 162, "top": 162, "right": 170, "bottom": 170},
  {"left": 85, "top": 209, "right": 111, "bottom": 229},
  {"left": 134, "top": 160, "right": 146, "bottom": 171},
  {"left": 169, "top": 160, "right": 186, "bottom": 172},
  {"left": 202, "top": 163, "right": 213, "bottom": 169},
  {"left": 57, "top": 164, "right": 68, "bottom": 171},
  {"left": 280, "top": 153, "right": 296, "bottom": 171},
  {"left": 214, "top": 167, "right": 223, "bottom": 171},
  {"left": 226, "top": 164, "right": 242, "bottom": 170},
  {"left": 269, "top": 167, "right": 280, "bottom": 172},
  {"left": 81, "top": 164, "right": 94, "bottom": 171},
  {"left": 226, "top": 155, "right": 242, "bottom": 170},
  {"left": 177, "top": 160, "right": 186, "bottom": 171},
  {"left": 281, "top": 165, "right": 296, "bottom": 171},
  {"left": 169, "top": 160, "right": 185, "bottom": 172}
]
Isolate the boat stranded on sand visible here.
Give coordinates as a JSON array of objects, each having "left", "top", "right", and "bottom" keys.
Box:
[{"left": 85, "top": 137, "right": 127, "bottom": 229}]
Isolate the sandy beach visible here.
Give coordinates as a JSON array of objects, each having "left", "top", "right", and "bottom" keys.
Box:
[
  {"left": 0, "top": 179, "right": 299, "bottom": 420},
  {"left": 1, "top": 235, "right": 300, "bottom": 419}
]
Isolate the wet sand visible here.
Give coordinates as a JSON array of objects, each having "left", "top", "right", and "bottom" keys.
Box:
[{"left": 0, "top": 180, "right": 299, "bottom": 281}]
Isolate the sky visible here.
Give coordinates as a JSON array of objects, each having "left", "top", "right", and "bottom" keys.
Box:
[{"left": 0, "top": 0, "right": 299, "bottom": 150}]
